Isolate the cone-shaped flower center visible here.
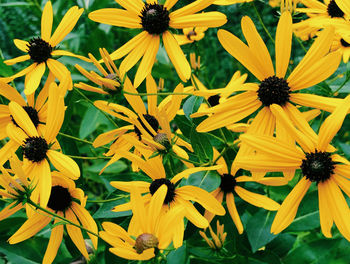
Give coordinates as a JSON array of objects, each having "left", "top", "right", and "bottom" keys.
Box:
[
  {"left": 327, "top": 0, "right": 344, "bottom": 17},
  {"left": 219, "top": 173, "right": 237, "bottom": 193},
  {"left": 258, "top": 76, "right": 291, "bottom": 106},
  {"left": 11, "top": 106, "right": 39, "bottom": 128},
  {"left": 153, "top": 133, "right": 171, "bottom": 149},
  {"left": 340, "top": 39, "right": 350, "bottom": 47},
  {"left": 135, "top": 233, "right": 159, "bottom": 254},
  {"left": 22, "top": 137, "right": 48, "bottom": 162},
  {"left": 47, "top": 186, "right": 72, "bottom": 211},
  {"left": 134, "top": 114, "right": 159, "bottom": 139},
  {"left": 301, "top": 151, "right": 335, "bottom": 183},
  {"left": 140, "top": 4, "right": 170, "bottom": 35},
  {"left": 27, "top": 37, "right": 53, "bottom": 63},
  {"left": 208, "top": 95, "right": 221, "bottom": 107},
  {"left": 149, "top": 178, "right": 176, "bottom": 204}
]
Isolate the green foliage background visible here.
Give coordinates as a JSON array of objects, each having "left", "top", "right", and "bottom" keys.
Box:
[{"left": 0, "top": 0, "right": 350, "bottom": 263}]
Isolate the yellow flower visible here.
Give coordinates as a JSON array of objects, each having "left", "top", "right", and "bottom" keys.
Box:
[
  {"left": 75, "top": 48, "right": 122, "bottom": 95},
  {"left": 88, "top": 0, "right": 227, "bottom": 87},
  {"left": 199, "top": 220, "right": 227, "bottom": 250},
  {"left": 236, "top": 95, "right": 350, "bottom": 240},
  {"left": 4, "top": 80, "right": 79, "bottom": 207},
  {"left": 204, "top": 149, "right": 282, "bottom": 234},
  {"left": 331, "top": 34, "right": 350, "bottom": 63},
  {"left": 0, "top": 73, "right": 55, "bottom": 140},
  {"left": 101, "top": 186, "right": 185, "bottom": 260},
  {"left": 93, "top": 75, "right": 193, "bottom": 171},
  {"left": 2, "top": 1, "right": 88, "bottom": 94},
  {"left": 8, "top": 174, "right": 98, "bottom": 264},
  {"left": 109, "top": 151, "right": 225, "bottom": 229},
  {"left": 174, "top": 27, "right": 208, "bottom": 45}
]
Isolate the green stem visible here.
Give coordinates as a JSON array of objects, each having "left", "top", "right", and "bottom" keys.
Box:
[
  {"left": 333, "top": 74, "right": 350, "bottom": 94},
  {"left": 73, "top": 87, "right": 119, "bottom": 128},
  {"left": 213, "top": 146, "right": 227, "bottom": 165},
  {"left": 58, "top": 132, "right": 109, "bottom": 150},
  {"left": 252, "top": 2, "right": 274, "bottom": 44},
  {"left": 294, "top": 34, "right": 308, "bottom": 54},
  {"left": 27, "top": 199, "right": 101, "bottom": 238},
  {"left": 123, "top": 91, "right": 195, "bottom": 97},
  {"left": 67, "top": 155, "right": 111, "bottom": 160},
  {"left": 87, "top": 195, "right": 128, "bottom": 203}
]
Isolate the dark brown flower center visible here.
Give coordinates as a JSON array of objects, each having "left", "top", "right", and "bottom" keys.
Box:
[
  {"left": 11, "top": 106, "right": 39, "bottom": 128},
  {"left": 27, "top": 37, "right": 53, "bottom": 63},
  {"left": 140, "top": 4, "right": 170, "bottom": 35},
  {"left": 219, "top": 173, "right": 237, "bottom": 193},
  {"left": 149, "top": 178, "right": 176, "bottom": 204},
  {"left": 134, "top": 114, "right": 159, "bottom": 140},
  {"left": 47, "top": 186, "right": 72, "bottom": 211},
  {"left": 22, "top": 136, "right": 48, "bottom": 162},
  {"left": 258, "top": 76, "right": 291, "bottom": 106},
  {"left": 327, "top": 0, "right": 344, "bottom": 18},
  {"left": 340, "top": 38, "right": 350, "bottom": 47},
  {"left": 301, "top": 151, "right": 335, "bottom": 183},
  {"left": 208, "top": 95, "right": 221, "bottom": 107}
]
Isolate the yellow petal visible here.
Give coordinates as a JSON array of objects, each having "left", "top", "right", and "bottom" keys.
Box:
[
  {"left": 271, "top": 177, "right": 311, "bottom": 234},
  {"left": 235, "top": 186, "right": 280, "bottom": 210},
  {"left": 88, "top": 9, "right": 142, "bottom": 28},
  {"left": 147, "top": 184, "right": 167, "bottom": 233},
  {"left": 163, "top": 31, "right": 191, "bottom": 82},
  {"left": 318, "top": 181, "right": 333, "bottom": 238},
  {"left": 170, "top": 0, "right": 214, "bottom": 18},
  {"left": 170, "top": 12, "right": 227, "bottom": 28},
  {"left": 4, "top": 55, "right": 30, "bottom": 66},
  {"left": 13, "top": 39, "right": 29, "bottom": 52},
  {"left": 37, "top": 160, "right": 52, "bottom": 207},
  {"left": 9, "top": 101, "right": 38, "bottom": 137},
  {"left": 41, "top": 1, "right": 53, "bottom": 42},
  {"left": 47, "top": 150, "right": 80, "bottom": 180},
  {"left": 24, "top": 63, "right": 46, "bottom": 95},
  {"left": 42, "top": 218, "right": 64, "bottom": 264},
  {"left": 226, "top": 193, "right": 243, "bottom": 234}
]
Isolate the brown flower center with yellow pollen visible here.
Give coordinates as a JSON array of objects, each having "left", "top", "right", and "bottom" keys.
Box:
[
  {"left": 134, "top": 233, "right": 159, "bottom": 254},
  {"left": 134, "top": 114, "right": 159, "bottom": 140},
  {"left": 149, "top": 178, "right": 176, "bottom": 204},
  {"left": 140, "top": 4, "right": 170, "bottom": 35},
  {"left": 22, "top": 137, "right": 48, "bottom": 162},
  {"left": 258, "top": 76, "right": 291, "bottom": 106},
  {"left": 27, "top": 37, "right": 53, "bottom": 63},
  {"left": 11, "top": 106, "right": 39, "bottom": 128},
  {"left": 186, "top": 30, "right": 197, "bottom": 40},
  {"left": 47, "top": 186, "right": 72, "bottom": 211},
  {"left": 327, "top": 0, "right": 344, "bottom": 18},
  {"left": 219, "top": 173, "right": 237, "bottom": 193},
  {"left": 340, "top": 39, "right": 350, "bottom": 47},
  {"left": 301, "top": 151, "right": 336, "bottom": 183}
]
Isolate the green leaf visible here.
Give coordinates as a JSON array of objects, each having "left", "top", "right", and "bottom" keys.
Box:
[
  {"left": 246, "top": 210, "right": 277, "bottom": 253},
  {"left": 86, "top": 160, "right": 127, "bottom": 174},
  {"left": 190, "top": 128, "right": 213, "bottom": 162},
  {"left": 174, "top": 115, "right": 193, "bottom": 139},
  {"left": 186, "top": 170, "right": 221, "bottom": 192},
  {"left": 79, "top": 105, "right": 109, "bottom": 139},
  {"left": 183, "top": 96, "right": 204, "bottom": 120},
  {"left": 266, "top": 234, "right": 296, "bottom": 258},
  {"left": 167, "top": 245, "right": 187, "bottom": 264},
  {"left": 93, "top": 191, "right": 131, "bottom": 219}
]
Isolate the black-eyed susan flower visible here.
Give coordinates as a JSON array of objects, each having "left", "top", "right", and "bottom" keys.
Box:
[
  {"left": 93, "top": 75, "right": 192, "bottom": 169},
  {"left": 2, "top": 1, "right": 88, "bottom": 94},
  {"left": 195, "top": 12, "right": 342, "bottom": 145},
  {"left": 109, "top": 150, "right": 225, "bottom": 229},
  {"left": 75, "top": 48, "right": 122, "bottom": 96},
  {"left": 88, "top": 0, "right": 227, "bottom": 87},
  {"left": 204, "top": 149, "right": 282, "bottom": 234},
  {"left": 174, "top": 27, "right": 208, "bottom": 45},
  {"left": 331, "top": 34, "right": 350, "bottom": 63},
  {"left": 9, "top": 173, "right": 98, "bottom": 264},
  {"left": 5, "top": 80, "right": 79, "bottom": 207},
  {"left": 101, "top": 185, "right": 185, "bottom": 260},
  {"left": 236, "top": 95, "right": 350, "bottom": 240},
  {"left": 0, "top": 73, "right": 55, "bottom": 139}
]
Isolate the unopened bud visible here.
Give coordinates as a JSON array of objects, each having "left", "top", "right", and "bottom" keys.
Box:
[
  {"left": 135, "top": 233, "right": 159, "bottom": 254},
  {"left": 153, "top": 133, "right": 171, "bottom": 149}
]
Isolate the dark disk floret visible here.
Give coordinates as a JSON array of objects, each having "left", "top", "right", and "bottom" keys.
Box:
[
  {"left": 208, "top": 95, "right": 221, "bottom": 107},
  {"left": 327, "top": 0, "right": 344, "bottom": 18},
  {"left": 340, "top": 39, "right": 350, "bottom": 47},
  {"left": 140, "top": 4, "right": 170, "bottom": 35},
  {"left": 219, "top": 173, "right": 237, "bottom": 193},
  {"left": 134, "top": 114, "right": 159, "bottom": 139},
  {"left": 22, "top": 136, "right": 48, "bottom": 162},
  {"left": 258, "top": 76, "right": 291, "bottom": 106},
  {"left": 149, "top": 178, "right": 176, "bottom": 204},
  {"left": 27, "top": 37, "right": 53, "bottom": 63},
  {"left": 47, "top": 186, "right": 72, "bottom": 211},
  {"left": 301, "top": 150, "right": 336, "bottom": 183}
]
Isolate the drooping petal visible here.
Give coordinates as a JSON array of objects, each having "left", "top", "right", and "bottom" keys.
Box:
[
  {"left": 226, "top": 193, "right": 243, "bottom": 234},
  {"left": 8, "top": 101, "right": 38, "bottom": 137},
  {"left": 235, "top": 186, "right": 280, "bottom": 210},
  {"left": 318, "top": 180, "right": 333, "bottom": 238},
  {"left": 42, "top": 218, "right": 64, "bottom": 264},
  {"left": 24, "top": 63, "right": 46, "bottom": 95},
  {"left": 4, "top": 55, "right": 30, "bottom": 66},
  {"left": 47, "top": 150, "right": 80, "bottom": 180}
]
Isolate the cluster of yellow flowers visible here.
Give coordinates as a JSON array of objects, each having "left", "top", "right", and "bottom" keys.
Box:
[{"left": 0, "top": 0, "right": 349, "bottom": 263}]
